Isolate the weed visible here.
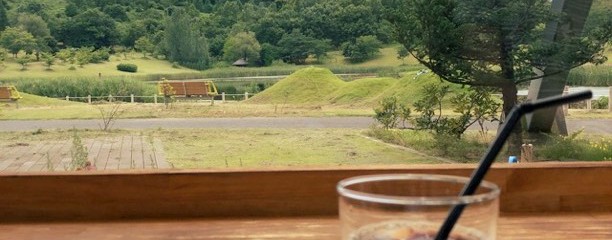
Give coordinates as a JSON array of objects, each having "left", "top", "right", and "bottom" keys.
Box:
[{"left": 68, "top": 129, "right": 89, "bottom": 170}]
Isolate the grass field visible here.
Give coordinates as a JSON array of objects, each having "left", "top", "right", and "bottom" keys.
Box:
[
  {"left": 158, "top": 128, "right": 439, "bottom": 168},
  {"left": 0, "top": 53, "right": 199, "bottom": 81}
]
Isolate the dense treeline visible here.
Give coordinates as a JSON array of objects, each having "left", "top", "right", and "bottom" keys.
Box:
[{"left": 0, "top": 0, "right": 393, "bottom": 69}]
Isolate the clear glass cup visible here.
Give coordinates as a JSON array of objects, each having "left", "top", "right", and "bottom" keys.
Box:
[{"left": 337, "top": 174, "right": 500, "bottom": 240}]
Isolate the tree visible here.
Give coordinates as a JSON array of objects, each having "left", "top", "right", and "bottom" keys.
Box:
[
  {"left": 0, "top": 27, "right": 37, "bottom": 57},
  {"left": 384, "top": 0, "right": 611, "bottom": 154},
  {"left": 16, "top": 55, "right": 31, "bottom": 70},
  {"left": 277, "top": 29, "right": 331, "bottom": 64},
  {"left": 16, "top": 14, "right": 53, "bottom": 60},
  {"left": 223, "top": 31, "right": 261, "bottom": 64},
  {"left": 134, "top": 36, "right": 155, "bottom": 58},
  {"left": 75, "top": 47, "right": 93, "bottom": 67},
  {"left": 0, "top": 0, "right": 8, "bottom": 31},
  {"left": 341, "top": 35, "right": 382, "bottom": 63},
  {"left": 56, "top": 48, "right": 75, "bottom": 64},
  {"left": 59, "top": 9, "right": 118, "bottom": 48},
  {"left": 164, "top": 8, "right": 211, "bottom": 70},
  {"left": 41, "top": 52, "right": 55, "bottom": 70}
]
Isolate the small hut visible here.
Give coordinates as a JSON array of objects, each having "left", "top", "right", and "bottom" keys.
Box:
[{"left": 232, "top": 58, "right": 248, "bottom": 67}]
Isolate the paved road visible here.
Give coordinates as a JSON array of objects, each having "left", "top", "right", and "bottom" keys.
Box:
[{"left": 0, "top": 117, "right": 610, "bottom": 134}]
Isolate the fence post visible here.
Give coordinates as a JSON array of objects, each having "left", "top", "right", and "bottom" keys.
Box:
[
  {"left": 108, "top": 94, "right": 113, "bottom": 102},
  {"left": 586, "top": 98, "right": 592, "bottom": 110},
  {"left": 130, "top": 94, "right": 135, "bottom": 103},
  {"left": 154, "top": 94, "right": 158, "bottom": 104},
  {"left": 609, "top": 87, "right": 612, "bottom": 112},
  {"left": 88, "top": 95, "right": 92, "bottom": 104},
  {"left": 65, "top": 96, "right": 69, "bottom": 101},
  {"left": 222, "top": 92, "right": 226, "bottom": 103},
  {"left": 244, "top": 92, "right": 249, "bottom": 100}
]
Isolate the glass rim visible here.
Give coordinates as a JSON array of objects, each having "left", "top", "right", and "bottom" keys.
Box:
[{"left": 337, "top": 174, "right": 500, "bottom": 206}]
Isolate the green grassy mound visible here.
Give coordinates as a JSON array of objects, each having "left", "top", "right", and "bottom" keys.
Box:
[
  {"left": 248, "top": 67, "right": 462, "bottom": 107},
  {"left": 247, "top": 67, "right": 345, "bottom": 104}
]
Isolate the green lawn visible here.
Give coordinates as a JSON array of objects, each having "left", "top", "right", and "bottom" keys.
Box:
[
  {"left": 158, "top": 128, "right": 439, "bottom": 168},
  {"left": 0, "top": 53, "right": 199, "bottom": 80}
]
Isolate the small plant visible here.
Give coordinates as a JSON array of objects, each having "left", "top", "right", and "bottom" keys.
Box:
[
  {"left": 16, "top": 55, "right": 31, "bottom": 70},
  {"left": 374, "top": 96, "right": 400, "bottom": 129},
  {"left": 97, "top": 102, "right": 124, "bottom": 131},
  {"left": 41, "top": 52, "right": 55, "bottom": 70},
  {"left": 592, "top": 96, "right": 609, "bottom": 109},
  {"left": 117, "top": 63, "right": 138, "bottom": 73},
  {"left": 68, "top": 129, "right": 89, "bottom": 170}
]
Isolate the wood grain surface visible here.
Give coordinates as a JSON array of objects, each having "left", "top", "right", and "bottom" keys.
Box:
[
  {"left": 0, "top": 213, "right": 610, "bottom": 239},
  {"left": 0, "top": 162, "right": 610, "bottom": 222}
]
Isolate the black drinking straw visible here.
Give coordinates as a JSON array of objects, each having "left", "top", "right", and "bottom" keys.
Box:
[{"left": 434, "top": 90, "right": 593, "bottom": 240}]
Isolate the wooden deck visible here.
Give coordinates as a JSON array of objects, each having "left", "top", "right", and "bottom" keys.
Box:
[{"left": 0, "top": 135, "right": 170, "bottom": 172}]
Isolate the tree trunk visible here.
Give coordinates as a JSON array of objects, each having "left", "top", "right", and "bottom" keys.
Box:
[{"left": 501, "top": 82, "right": 521, "bottom": 158}]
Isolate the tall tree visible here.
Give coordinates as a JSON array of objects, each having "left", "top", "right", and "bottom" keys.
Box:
[
  {"left": 223, "top": 31, "right": 261, "bottom": 64},
  {"left": 384, "top": 0, "right": 611, "bottom": 154},
  {"left": 59, "top": 9, "right": 118, "bottom": 48},
  {"left": 16, "top": 14, "right": 53, "bottom": 60},
  {"left": 0, "top": 0, "right": 8, "bottom": 31},
  {"left": 164, "top": 8, "right": 210, "bottom": 70}
]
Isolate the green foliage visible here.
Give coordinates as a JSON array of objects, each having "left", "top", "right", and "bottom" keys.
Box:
[
  {"left": 68, "top": 129, "right": 89, "bottom": 171},
  {"left": 134, "top": 36, "right": 155, "bottom": 57},
  {"left": 16, "top": 13, "right": 51, "bottom": 39},
  {"left": 397, "top": 45, "right": 409, "bottom": 65},
  {"left": 0, "top": 27, "right": 37, "bottom": 56},
  {"left": 567, "top": 66, "right": 611, "bottom": 86},
  {"left": 592, "top": 96, "right": 609, "bottom": 109},
  {"left": 58, "top": 8, "right": 118, "bottom": 48},
  {"left": 164, "top": 8, "right": 210, "bottom": 70},
  {"left": 537, "top": 131, "right": 612, "bottom": 161},
  {"left": 41, "top": 52, "right": 55, "bottom": 70},
  {"left": 0, "top": 47, "right": 7, "bottom": 61},
  {"left": 372, "top": 82, "right": 500, "bottom": 138},
  {"left": 90, "top": 47, "right": 110, "bottom": 63},
  {"left": 117, "top": 63, "right": 138, "bottom": 73},
  {"left": 12, "top": 77, "right": 156, "bottom": 101},
  {"left": 16, "top": 55, "right": 32, "bottom": 70},
  {"left": 0, "top": 0, "right": 8, "bottom": 31},
  {"left": 223, "top": 31, "right": 261, "bottom": 65},
  {"left": 277, "top": 29, "right": 331, "bottom": 64},
  {"left": 374, "top": 96, "right": 401, "bottom": 129},
  {"left": 74, "top": 47, "right": 92, "bottom": 67},
  {"left": 56, "top": 48, "right": 75, "bottom": 64},
  {"left": 341, "top": 35, "right": 383, "bottom": 63}
]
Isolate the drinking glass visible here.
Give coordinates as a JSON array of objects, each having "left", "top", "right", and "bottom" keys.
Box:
[{"left": 338, "top": 174, "right": 500, "bottom": 240}]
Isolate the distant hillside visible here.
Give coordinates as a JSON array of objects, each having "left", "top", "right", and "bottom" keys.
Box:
[{"left": 247, "top": 67, "right": 464, "bottom": 107}]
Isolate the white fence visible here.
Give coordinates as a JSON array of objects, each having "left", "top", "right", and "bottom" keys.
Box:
[
  {"left": 61, "top": 87, "right": 612, "bottom": 111},
  {"left": 61, "top": 92, "right": 255, "bottom": 104}
]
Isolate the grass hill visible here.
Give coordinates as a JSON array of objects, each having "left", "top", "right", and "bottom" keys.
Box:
[
  {"left": 9, "top": 92, "right": 83, "bottom": 107},
  {"left": 247, "top": 67, "right": 462, "bottom": 107}
]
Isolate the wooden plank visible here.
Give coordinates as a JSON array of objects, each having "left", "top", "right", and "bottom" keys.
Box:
[
  {"left": 153, "top": 138, "right": 170, "bottom": 169},
  {"left": 0, "top": 162, "right": 609, "bottom": 222},
  {"left": 0, "top": 143, "right": 32, "bottom": 171},
  {"left": 118, "top": 135, "right": 132, "bottom": 170},
  {"left": 132, "top": 135, "right": 145, "bottom": 169},
  {"left": 26, "top": 140, "right": 60, "bottom": 172},
  {"left": 0, "top": 87, "right": 11, "bottom": 99},
  {"left": 0, "top": 213, "right": 610, "bottom": 239},
  {"left": 14, "top": 143, "right": 46, "bottom": 172}
]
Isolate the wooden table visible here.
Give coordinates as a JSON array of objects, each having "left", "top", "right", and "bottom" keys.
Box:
[
  {"left": 1, "top": 163, "right": 610, "bottom": 239},
  {"left": 1, "top": 213, "right": 610, "bottom": 239}
]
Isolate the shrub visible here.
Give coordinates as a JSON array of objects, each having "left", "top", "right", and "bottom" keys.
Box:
[
  {"left": 117, "top": 63, "right": 138, "bottom": 73},
  {"left": 592, "top": 96, "right": 609, "bottom": 109},
  {"left": 90, "top": 47, "right": 110, "bottom": 63}
]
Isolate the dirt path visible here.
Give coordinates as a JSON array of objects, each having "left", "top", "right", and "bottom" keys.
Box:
[{"left": 0, "top": 117, "right": 609, "bottom": 134}]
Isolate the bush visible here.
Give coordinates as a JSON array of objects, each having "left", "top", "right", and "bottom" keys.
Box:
[
  {"left": 593, "top": 96, "right": 609, "bottom": 109},
  {"left": 117, "top": 63, "right": 138, "bottom": 73},
  {"left": 537, "top": 131, "right": 612, "bottom": 161}
]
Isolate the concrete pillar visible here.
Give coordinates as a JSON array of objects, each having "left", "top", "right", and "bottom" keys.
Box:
[
  {"left": 108, "top": 94, "right": 113, "bottom": 102},
  {"left": 130, "top": 94, "right": 135, "bottom": 103},
  {"left": 586, "top": 98, "right": 592, "bottom": 110},
  {"left": 154, "top": 94, "right": 158, "bottom": 104},
  {"left": 65, "top": 96, "right": 69, "bottom": 101},
  {"left": 526, "top": 0, "right": 594, "bottom": 133},
  {"left": 562, "top": 86, "right": 569, "bottom": 114},
  {"left": 222, "top": 92, "right": 226, "bottom": 103},
  {"left": 244, "top": 92, "right": 249, "bottom": 100},
  {"left": 88, "top": 95, "right": 92, "bottom": 104}
]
